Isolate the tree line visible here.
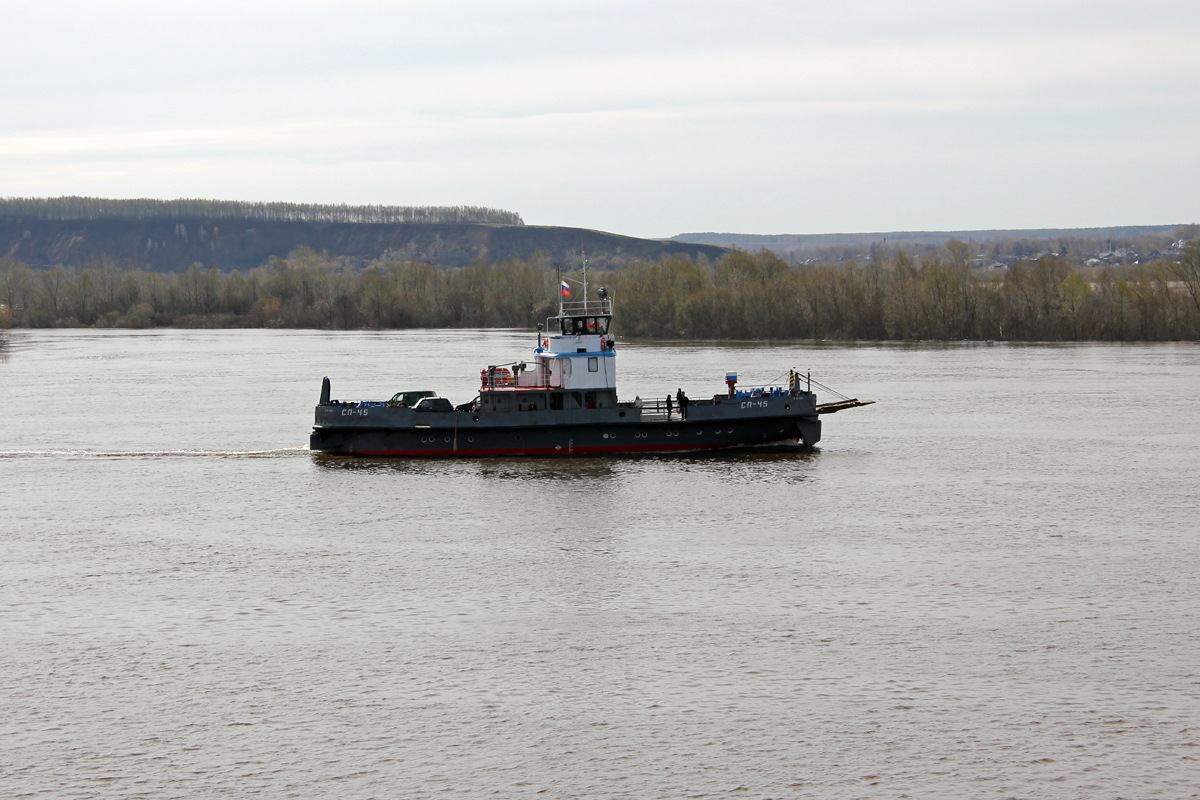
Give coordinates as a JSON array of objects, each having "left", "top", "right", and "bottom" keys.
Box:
[
  {"left": 1, "top": 241, "right": 1198, "bottom": 340},
  {"left": 0, "top": 197, "right": 523, "bottom": 226},
  {"left": 768, "top": 225, "right": 1199, "bottom": 270}
]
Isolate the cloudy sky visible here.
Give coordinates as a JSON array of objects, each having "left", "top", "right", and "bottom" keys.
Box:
[{"left": 3, "top": 0, "right": 1198, "bottom": 238}]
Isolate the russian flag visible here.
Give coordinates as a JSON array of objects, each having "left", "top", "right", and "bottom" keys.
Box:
[{"left": 560, "top": 281, "right": 570, "bottom": 296}]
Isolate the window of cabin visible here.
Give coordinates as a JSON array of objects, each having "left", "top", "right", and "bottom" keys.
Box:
[
  {"left": 586, "top": 317, "right": 597, "bottom": 333},
  {"left": 595, "top": 317, "right": 610, "bottom": 335},
  {"left": 568, "top": 392, "right": 583, "bottom": 409},
  {"left": 588, "top": 357, "right": 598, "bottom": 372},
  {"left": 549, "top": 393, "right": 564, "bottom": 410},
  {"left": 573, "top": 317, "right": 587, "bottom": 335},
  {"left": 584, "top": 391, "right": 596, "bottom": 409}
]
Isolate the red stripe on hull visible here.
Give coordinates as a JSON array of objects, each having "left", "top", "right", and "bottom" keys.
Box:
[{"left": 315, "top": 438, "right": 803, "bottom": 458}]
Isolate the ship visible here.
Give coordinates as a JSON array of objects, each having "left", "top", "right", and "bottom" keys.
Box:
[{"left": 309, "top": 269, "right": 871, "bottom": 457}]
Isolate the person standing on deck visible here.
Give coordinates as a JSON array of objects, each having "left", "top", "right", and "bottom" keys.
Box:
[
  {"left": 678, "top": 389, "right": 689, "bottom": 421},
  {"left": 666, "top": 394, "right": 673, "bottom": 419}
]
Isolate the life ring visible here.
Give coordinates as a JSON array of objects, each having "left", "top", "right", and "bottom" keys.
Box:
[{"left": 480, "top": 367, "right": 512, "bottom": 387}]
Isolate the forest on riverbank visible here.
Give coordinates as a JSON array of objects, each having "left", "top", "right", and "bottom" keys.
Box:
[
  {"left": 2, "top": 241, "right": 1198, "bottom": 341},
  {"left": 0, "top": 196, "right": 524, "bottom": 225}
]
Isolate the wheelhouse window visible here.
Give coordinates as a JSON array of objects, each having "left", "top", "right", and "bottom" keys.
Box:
[{"left": 559, "top": 315, "right": 612, "bottom": 335}]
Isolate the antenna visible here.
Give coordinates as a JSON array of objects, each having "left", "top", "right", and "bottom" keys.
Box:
[{"left": 582, "top": 250, "right": 588, "bottom": 314}]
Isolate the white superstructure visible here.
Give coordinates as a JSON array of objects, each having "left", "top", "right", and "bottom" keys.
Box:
[
  {"left": 532, "top": 301, "right": 616, "bottom": 391},
  {"left": 476, "top": 280, "right": 619, "bottom": 411}
]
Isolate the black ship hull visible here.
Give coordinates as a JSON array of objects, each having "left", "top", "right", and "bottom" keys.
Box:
[{"left": 310, "top": 395, "right": 821, "bottom": 458}]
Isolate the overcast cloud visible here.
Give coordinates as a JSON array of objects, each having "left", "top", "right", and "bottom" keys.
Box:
[{"left": 2, "top": 0, "right": 1197, "bottom": 237}]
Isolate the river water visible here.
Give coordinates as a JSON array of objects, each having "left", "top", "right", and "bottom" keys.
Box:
[{"left": 2, "top": 329, "right": 1198, "bottom": 799}]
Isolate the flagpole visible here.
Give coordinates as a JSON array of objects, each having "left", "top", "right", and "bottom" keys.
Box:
[{"left": 557, "top": 263, "right": 563, "bottom": 318}]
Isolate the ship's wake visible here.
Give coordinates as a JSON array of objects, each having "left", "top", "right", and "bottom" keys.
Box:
[{"left": 0, "top": 446, "right": 310, "bottom": 459}]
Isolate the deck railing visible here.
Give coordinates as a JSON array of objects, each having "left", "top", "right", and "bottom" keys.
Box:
[
  {"left": 557, "top": 299, "right": 613, "bottom": 317},
  {"left": 633, "top": 398, "right": 680, "bottom": 421},
  {"left": 480, "top": 367, "right": 552, "bottom": 390}
]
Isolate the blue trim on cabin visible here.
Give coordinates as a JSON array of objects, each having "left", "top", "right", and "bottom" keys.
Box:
[{"left": 534, "top": 349, "right": 616, "bottom": 357}]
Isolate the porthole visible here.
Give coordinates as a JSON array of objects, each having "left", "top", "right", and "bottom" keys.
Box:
[
  {"left": 444, "top": 436, "right": 451, "bottom": 442},
  {"left": 784, "top": 404, "right": 791, "bottom": 410},
  {"left": 516, "top": 435, "right": 522, "bottom": 440},
  {"left": 619, "top": 411, "right": 626, "bottom": 418},
  {"left": 696, "top": 430, "right": 702, "bottom": 435},
  {"left": 468, "top": 436, "right": 474, "bottom": 443}
]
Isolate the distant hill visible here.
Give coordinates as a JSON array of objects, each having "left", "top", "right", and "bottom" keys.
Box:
[
  {"left": 1, "top": 211, "right": 727, "bottom": 271},
  {"left": 672, "top": 225, "right": 1184, "bottom": 251}
]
